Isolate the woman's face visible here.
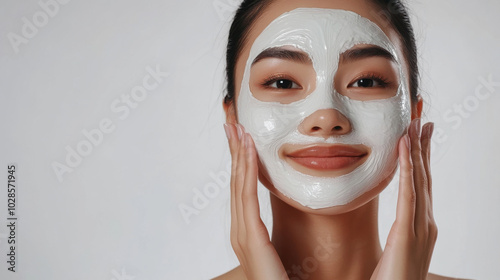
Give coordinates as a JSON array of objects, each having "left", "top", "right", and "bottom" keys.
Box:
[{"left": 228, "top": 0, "right": 417, "bottom": 213}]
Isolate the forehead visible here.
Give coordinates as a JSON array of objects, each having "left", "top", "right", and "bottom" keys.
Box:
[
  {"left": 248, "top": 8, "right": 397, "bottom": 64},
  {"left": 234, "top": 0, "right": 407, "bottom": 97},
  {"left": 247, "top": 0, "right": 399, "bottom": 48}
]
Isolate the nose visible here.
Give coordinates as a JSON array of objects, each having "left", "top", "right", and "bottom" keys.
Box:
[{"left": 298, "top": 109, "right": 351, "bottom": 138}]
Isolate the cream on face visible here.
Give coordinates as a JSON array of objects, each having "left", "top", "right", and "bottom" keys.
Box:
[{"left": 237, "top": 8, "right": 411, "bottom": 209}]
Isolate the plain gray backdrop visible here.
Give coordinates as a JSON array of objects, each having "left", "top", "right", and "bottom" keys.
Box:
[{"left": 0, "top": 0, "right": 499, "bottom": 279}]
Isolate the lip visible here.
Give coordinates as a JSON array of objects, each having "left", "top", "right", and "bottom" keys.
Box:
[{"left": 286, "top": 145, "right": 368, "bottom": 171}]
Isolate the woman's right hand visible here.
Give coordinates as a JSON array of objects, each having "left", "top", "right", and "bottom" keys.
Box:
[{"left": 224, "top": 123, "right": 288, "bottom": 280}]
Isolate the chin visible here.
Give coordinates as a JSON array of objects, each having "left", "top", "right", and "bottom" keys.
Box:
[{"left": 258, "top": 161, "right": 398, "bottom": 216}]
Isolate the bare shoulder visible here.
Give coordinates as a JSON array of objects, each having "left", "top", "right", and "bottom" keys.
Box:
[
  {"left": 211, "top": 266, "right": 246, "bottom": 280},
  {"left": 428, "top": 272, "right": 474, "bottom": 280}
]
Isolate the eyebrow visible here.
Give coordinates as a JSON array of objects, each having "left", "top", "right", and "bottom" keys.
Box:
[
  {"left": 341, "top": 46, "right": 395, "bottom": 63},
  {"left": 252, "top": 47, "right": 312, "bottom": 65}
]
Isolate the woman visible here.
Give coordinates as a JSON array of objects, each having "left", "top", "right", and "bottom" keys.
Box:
[{"left": 216, "top": 0, "right": 467, "bottom": 279}]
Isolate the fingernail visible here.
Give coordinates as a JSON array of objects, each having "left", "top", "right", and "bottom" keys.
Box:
[
  {"left": 428, "top": 122, "right": 435, "bottom": 138},
  {"left": 236, "top": 124, "right": 243, "bottom": 139},
  {"left": 223, "top": 123, "right": 231, "bottom": 140},
  {"left": 246, "top": 133, "right": 253, "bottom": 149},
  {"left": 404, "top": 134, "right": 410, "bottom": 150},
  {"left": 414, "top": 118, "right": 421, "bottom": 136},
  {"left": 244, "top": 133, "right": 248, "bottom": 148}
]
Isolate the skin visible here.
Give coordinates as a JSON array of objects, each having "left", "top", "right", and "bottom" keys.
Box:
[{"left": 215, "top": 0, "right": 471, "bottom": 279}]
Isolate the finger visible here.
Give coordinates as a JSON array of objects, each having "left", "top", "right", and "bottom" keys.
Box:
[
  {"left": 409, "top": 118, "right": 429, "bottom": 228},
  {"left": 227, "top": 123, "right": 245, "bottom": 248},
  {"left": 420, "top": 122, "right": 434, "bottom": 211},
  {"left": 235, "top": 125, "right": 248, "bottom": 236},
  {"left": 225, "top": 124, "right": 239, "bottom": 237},
  {"left": 396, "top": 133, "right": 416, "bottom": 234},
  {"left": 224, "top": 124, "right": 240, "bottom": 192},
  {"left": 241, "top": 133, "right": 265, "bottom": 236},
  {"left": 224, "top": 123, "right": 239, "bottom": 156}
]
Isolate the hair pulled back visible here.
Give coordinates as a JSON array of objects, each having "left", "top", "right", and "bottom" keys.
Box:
[{"left": 224, "top": 0, "right": 419, "bottom": 105}]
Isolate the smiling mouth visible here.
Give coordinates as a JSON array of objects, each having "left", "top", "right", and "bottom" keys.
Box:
[{"left": 285, "top": 145, "right": 369, "bottom": 172}]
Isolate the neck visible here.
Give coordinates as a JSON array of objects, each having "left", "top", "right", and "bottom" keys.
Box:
[{"left": 270, "top": 194, "right": 382, "bottom": 280}]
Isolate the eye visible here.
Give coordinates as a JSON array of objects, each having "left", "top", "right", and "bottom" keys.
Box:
[
  {"left": 272, "top": 79, "right": 300, "bottom": 89},
  {"left": 349, "top": 75, "right": 389, "bottom": 88},
  {"left": 263, "top": 76, "right": 301, "bottom": 89}
]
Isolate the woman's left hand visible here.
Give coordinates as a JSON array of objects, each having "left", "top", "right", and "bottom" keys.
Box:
[{"left": 371, "top": 118, "right": 438, "bottom": 280}]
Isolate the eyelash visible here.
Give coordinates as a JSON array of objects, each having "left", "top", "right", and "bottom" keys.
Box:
[
  {"left": 262, "top": 74, "right": 300, "bottom": 89},
  {"left": 349, "top": 73, "right": 391, "bottom": 88},
  {"left": 260, "top": 73, "right": 390, "bottom": 89}
]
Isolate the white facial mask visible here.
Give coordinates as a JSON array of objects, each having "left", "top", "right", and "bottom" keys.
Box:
[{"left": 237, "top": 8, "right": 411, "bottom": 209}]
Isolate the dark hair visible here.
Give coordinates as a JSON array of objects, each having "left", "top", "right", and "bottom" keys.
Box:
[{"left": 223, "top": 0, "right": 419, "bottom": 105}]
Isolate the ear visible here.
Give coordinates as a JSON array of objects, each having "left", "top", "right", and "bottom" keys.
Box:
[
  {"left": 223, "top": 99, "right": 238, "bottom": 124},
  {"left": 411, "top": 95, "right": 423, "bottom": 119}
]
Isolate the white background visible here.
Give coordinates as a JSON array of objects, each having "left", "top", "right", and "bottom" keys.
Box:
[{"left": 0, "top": 0, "right": 499, "bottom": 279}]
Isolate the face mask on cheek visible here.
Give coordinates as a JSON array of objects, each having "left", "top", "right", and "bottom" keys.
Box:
[{"left": 236, "top": 8, "right": 412, "bottom": 209}]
